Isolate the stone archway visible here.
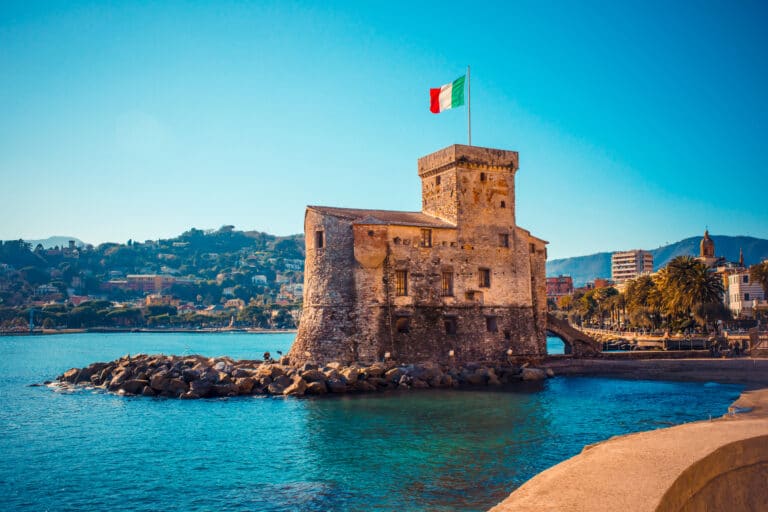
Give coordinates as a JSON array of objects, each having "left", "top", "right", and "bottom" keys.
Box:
[{"left": 545, "top": 313, "right": 602, "bottom": 357}]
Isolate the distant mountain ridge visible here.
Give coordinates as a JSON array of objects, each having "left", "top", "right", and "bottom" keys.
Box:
[
  {"left": 24, "top": 236, "right": 87, "bottom": 249},
  {"left": 547, "top": 235, "right": 768, "bottom": 286}
]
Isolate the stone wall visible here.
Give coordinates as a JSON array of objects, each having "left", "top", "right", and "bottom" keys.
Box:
[{"left": 290, "top": 209, "right": 360, "bottom": 363}]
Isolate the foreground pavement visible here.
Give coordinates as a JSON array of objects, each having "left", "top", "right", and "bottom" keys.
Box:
[{"left": 490, "top": 358, "right": 768, "bottom": 512}]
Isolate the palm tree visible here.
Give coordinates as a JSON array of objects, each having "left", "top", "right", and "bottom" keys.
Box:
[
  {"left": 657, "top": 256, "right": 724, "bottom": 330},
  {"left": 625, "top": 275, "right": 661, "bottom": 329},
  {"left": 693, "top": 302, "right": 731, "bottom": 334}
]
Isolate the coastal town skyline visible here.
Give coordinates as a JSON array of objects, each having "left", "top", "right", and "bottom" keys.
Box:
[{"left": 2, "top": 1, "right": 768, "bottom": 260}]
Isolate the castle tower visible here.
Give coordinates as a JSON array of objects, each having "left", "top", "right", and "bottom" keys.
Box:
[
  {"left": 418, "top": 145, "right": 517, "bottom": 230},
  {"left": 700, "top": 229, "right": 715, "bottom": 259}
]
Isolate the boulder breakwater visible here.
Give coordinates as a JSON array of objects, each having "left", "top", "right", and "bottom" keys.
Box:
[{"left": 53, "top": 353, "right": 553, "bottom": 398}]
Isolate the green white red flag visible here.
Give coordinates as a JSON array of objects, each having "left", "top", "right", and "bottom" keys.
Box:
[{"left": 430, "top": 75, "right": 466, "bottom": 114}]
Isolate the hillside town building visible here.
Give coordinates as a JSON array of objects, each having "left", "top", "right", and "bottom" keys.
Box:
[
  {"left": 546, "top": 275, "right": 573, "bottom": 300},
  {"left": 289, "top": 145, "right": 548, "bottom": 365},
  {"left": 611, "top": 250, "right": 653, "bottom": 284},
  {"left": 726, "top": 272, "right": 765, "bottom": 318}
]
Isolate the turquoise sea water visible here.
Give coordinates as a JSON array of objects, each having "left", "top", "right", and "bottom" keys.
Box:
[{"left": 0, "top": 332, "right": 742, "bottom": 511}]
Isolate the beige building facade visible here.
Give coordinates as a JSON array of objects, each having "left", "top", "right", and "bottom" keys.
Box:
[
  {"left": 611, "top": 250, "right": 653, "bottom": 284},
  {"left": 288, "top": 145, "right": 548, "bottom": 365}
]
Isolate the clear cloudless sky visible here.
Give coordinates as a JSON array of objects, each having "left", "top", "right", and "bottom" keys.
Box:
[{"left": 1, "top": 0, "right": 767, "bottom": 259}]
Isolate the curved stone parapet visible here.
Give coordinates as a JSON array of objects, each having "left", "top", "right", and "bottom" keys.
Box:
[
  {"left": 489, "top": 388, "right": 768, "bottom": 512},
  {"left": 545, "top": 314, "right": 602, "bottom": 357}
]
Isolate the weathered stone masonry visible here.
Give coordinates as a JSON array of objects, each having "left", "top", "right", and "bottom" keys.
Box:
[{"left": 289, "top": 145, "right": 548, "bottom": 365}]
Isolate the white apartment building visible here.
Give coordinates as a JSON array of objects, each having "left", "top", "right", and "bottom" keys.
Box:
[
  {"left": 611, "top": 250, "right": 654, "bottom": 284},
  {"left": 727, "top": 271, "right": 765, "bottom": 318}
]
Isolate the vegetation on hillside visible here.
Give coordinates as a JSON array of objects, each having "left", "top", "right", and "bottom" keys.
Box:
[{"left": 0, "top": 226, "right": 305, "bottom": 331}]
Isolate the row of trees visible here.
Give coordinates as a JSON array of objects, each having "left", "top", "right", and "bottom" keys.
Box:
[{"left": 555, "top": 256, "right": 745, "bottom": 333}]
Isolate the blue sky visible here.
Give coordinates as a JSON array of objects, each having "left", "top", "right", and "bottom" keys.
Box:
[{"left": 1, "top": 1, "right": 766, "bottom": 259}]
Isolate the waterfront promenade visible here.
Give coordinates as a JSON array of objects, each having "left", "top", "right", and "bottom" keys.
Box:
[
  {"left": 491, "top": 358, "right": 768, "bottom": 511},
  {"left": 491, "top": 385, "right": 768, "bottom": 512}
]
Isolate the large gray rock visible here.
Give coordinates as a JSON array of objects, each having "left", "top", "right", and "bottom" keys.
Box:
[
  {"left": 522, "top": 368, "right": 547, "bottom": 381},
  {"left": 235, "top": 377, "right": 255, "bottom": 395},
  {"left": 283, "top": 377, "right": 308, "bottom": 396},
  {"left": 150, "top": 371, "right": 169, "bottom": 391},
  {"left": 165, "top": 378, "right": 189, "bottom": 396},
  {"left": 211, "top": 382, "right": 238, "bottom": 397},
  {"left": 306, "top": 381, "right": 328, "bottom": 395},
  {"left": 189, "top": 379, "right": 212, "bottom": 397},
  {"left": 121, "top": 379, "right": 149, "bottom": 395},
  {"left": 340, "top": 367, "right": 359, "bottom": 384},
  {"left": 361, "top": 364, "right": 386, "bottom": 378},
  {"left": 300, "top": 369, "right": 326, "bottom": 383},
  {"left": 327, "top": 378, "right": 347, "bottom": 393},
  {"left": 182, "top": 368, "right": 200, "bottom": 383},
  {"left": 384, "top": 368, "right": 404, "bottom": 383}
]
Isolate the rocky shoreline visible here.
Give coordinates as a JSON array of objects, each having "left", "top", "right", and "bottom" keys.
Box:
[{"left": 53, "top": 353, "right": 553, "bottom": 398}]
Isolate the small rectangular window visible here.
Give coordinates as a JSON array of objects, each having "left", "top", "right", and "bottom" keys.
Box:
[
  {"left": 745, "top": 293, "right": 750, "bottom": 301},
  {"left": 499, "top": 234, "right": 509, "bottom": 248},
  {"left": 420, "top": 229, "right": 432, "bottom": 248},
  {"left": 315, "top": 230, "right": 324, "bottom": 249},
  {"left": 743, "top": 275, "right": 749, "bottom": 283},
  {"left": 529, "top": 243, "right": 536, "bottom": 254},
  {"left": 486, "top": 316, "right": 498, "bottom": 333},
  {"left": 444, "top": 317, "right": 457, "bottom": 335},
  {"left": 441, "top": 271, "right": 454, "bottom": 297},
  {"left": 396, "top": 270, "right": 408, "bottom": 296},
  {"left": 396, "top": 316, "right": 410, "bottom": 333},
  {"left": 436, "top": 176, "right": 441, "bottom": 185},
  {"left": 478, "top": 268, "right": 491, "bottom": 288}
]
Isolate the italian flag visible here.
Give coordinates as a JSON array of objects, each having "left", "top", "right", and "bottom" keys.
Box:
[{"left": 430, "top": 75, "right": 466, "bottom": 114}]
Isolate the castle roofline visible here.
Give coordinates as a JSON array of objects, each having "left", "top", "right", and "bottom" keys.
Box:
[
  {"left": 417, "top": 144, "right": 518, "bottom": 177},
  {"left": 515, "top": 226, "right": 549, "bottom": 245},
  {"left": 307, "top": 205, "right": 456, "bottom": 229}
]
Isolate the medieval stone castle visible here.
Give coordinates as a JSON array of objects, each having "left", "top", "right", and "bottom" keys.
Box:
[{"left": 288, "top": 145, "right": 548, "bottom": 365}]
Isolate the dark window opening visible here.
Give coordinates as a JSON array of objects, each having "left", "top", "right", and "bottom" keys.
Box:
[
  {"left": 436, "top": 176, "right": 441, "bottom": 185},
  {"left": 396, "top": 270, "right": 408, "bottom": 296},
  {"left": 396, "top": 316, "right": 410, "bottom": 334},
  {"left": 500, "top": 200, "right": 506, "bottom": 208},
  {"left": 480, "top": 172, "right": 486, "bottom": 182},
  {"left": 529, "top": 243, "right": 536, "bottom": 254},
  {"left": 499, "top": 233, "right": 509, "bottom": 248},
  {"left": 479, "top": 268, "right": 491, "bottom": 288},
  {"left": 441, "top": 271, "right": 454, "bottom": 297},
  {"left": 444, "top": 317, "right": 457, "bottom": 335},
  {"left": 420, "top": 229, "right": 432, "bottom": 248},
  {"left": 315, "top": 230, "right": 324, "bottom": 249},
  {"left": 393, "top": 237, "right": 401, "bottom": 244},
  {"left": 486, "top": 316, "right": 498, "bottom": 333},
  {"left": 745, "top": 293, "right": 750, "bottom": 301},
  {"left": 504, "top": 329, "right": 511, "bottom": 341},
  {"left": 743, "top": 275, "right": 749, "bottom": 283},
  {"left": 367, "top": 230, "right": 374, "bottom": 237}
]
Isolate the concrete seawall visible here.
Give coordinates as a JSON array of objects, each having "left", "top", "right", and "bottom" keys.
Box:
[
  {"left": 490, "top": 359, "right": 768, "bottom": 511},
  {"left": 545, "top": 357, "right": 768, "bottom": 386}
]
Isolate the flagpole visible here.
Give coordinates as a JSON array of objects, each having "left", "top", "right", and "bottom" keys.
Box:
[{"left": 467, "top": 65, "right": 471, "bottom": 146}]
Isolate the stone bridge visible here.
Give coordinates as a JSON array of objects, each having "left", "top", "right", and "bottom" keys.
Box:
[{"left": 545, "top": 313, "right": 602, "bottom": 357}]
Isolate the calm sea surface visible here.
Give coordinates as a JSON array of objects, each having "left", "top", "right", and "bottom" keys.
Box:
[{"left": 0, "top": 332, "right": 741, "bottom": 512}]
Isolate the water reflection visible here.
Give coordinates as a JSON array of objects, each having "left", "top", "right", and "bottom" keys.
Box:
[{"left": 300, "top": 385, "right": 554, "bottom": 511}]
